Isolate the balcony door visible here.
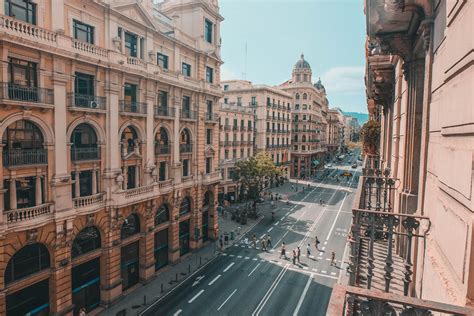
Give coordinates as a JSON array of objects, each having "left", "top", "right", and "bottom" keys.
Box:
[{"left": 75, "top": 72, "right": 94, "bottom": 107}]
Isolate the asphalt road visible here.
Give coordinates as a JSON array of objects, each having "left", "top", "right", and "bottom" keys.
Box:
[{"left": 142, "top": 156, "right": 360, "bottom": 316}]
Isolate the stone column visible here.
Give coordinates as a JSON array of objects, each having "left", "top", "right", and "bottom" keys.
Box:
[
  {"left": 135, "top": 164, "right": 140, "bottom": 187},
  {"left": 92, "top": 167, "right": 98, "bottom": 195},
  {"left": 74, "top": 170, "right": 80, "bottom": 198},
  {"left": 35, "top": 173, "right": 42, "bottom": 206},
  {"left": 101, "top": 218, "right": 122, "bottom": 305},
  {"left": 51, "top": 0, "right": 65, "bottom": 33},
  {"left": 9, "top": 176, "right": 16, "bottom": 210},
  {"left": 168, "top": 202, "right": 181, "bottom": 263},
  {"left": 139, "top": 203, "right": 156, "bottom": 282},
  {"left": 145, "top": 89, "right": 156, "bottom": 185},
  {"left": 123, "top": 166, "right": 128, "bottom": 190},
  {"left": 121, "top": 28, "right": 125, "bottom": 53},
  {"left": 137, "top": 36, "right": 141, "bottom": 59},
  {"left": 0, "top": 144, "right": 4, "bottom": 214},
  {"left": 172, "top": 88, "right": 182, "bottom": 184}
]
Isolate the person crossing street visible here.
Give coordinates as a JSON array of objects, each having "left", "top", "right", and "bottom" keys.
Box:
[
  {"left": 315, "top": 236, "right": 320, "bottom": 250},
  {"left": 266, "top": 234, "right": 272, "bottom": 248},
  {"left": 252, "top": 234, "right": 257, "bottom": 249},
  {"left": 330, "top": 251, "right": 336, "bottom": 266},
  {"left": 280, "top": 242, "right": 286, "bottom": 259},
  {"left": 261, "top": 238, "right": 267, "bottom": 252},
  {"left": 297, "top": 246, "right": 301, "bottom": 263}
]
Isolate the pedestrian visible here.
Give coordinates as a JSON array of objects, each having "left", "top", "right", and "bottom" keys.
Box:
[
  {"left": 280, "top": 242, "right": 286, "bottom": 259},
  {"left": 266, "top": 234, "right": 272, "bottom": 248},
  {"left": 315, "top": 236, "right": 320, "bottom": 250},
  {"left": 261, "top": 238, "right": 267, "bottom": 252},
  {"left": 306, "top": 243, "right": 311, "bottom": 257},
  {"left": 79, "top": 308, "right": 86, "bottom": 316},
  {"left": 297, "top": 246, "right": 301, "bottom": 263},
  {"left": 291, "top": 184, "right": 294, "bottom": 191},
  {"left": 331, "top": 251, "right": 336, "bottom": 266},
  {"left": 219, "top": 237, "right": 223, "bottom": 251},
  {"left": 292, "top": 249, "right": 297, "bottom": 265},
  {"left": 252, "top": 234, "right": 257, "bottom": 249}
]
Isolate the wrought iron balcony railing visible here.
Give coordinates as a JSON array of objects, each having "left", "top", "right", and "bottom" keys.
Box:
[
  {"left": 71, "top": 146, "right": 100, "bottom": 161},
  {"left": 180, "top": 110, "right": 196, "bottom": 120},
  {"left": 205, "top": 112, "right": 219, "bottom": 122},
  {"left": 155, "top": 106, "right": 175, "bottom": 118},
  {"left": 179, "top": 143, "right": 192, "bottom": 153},
  {"left": 119, "top": 100, "right": 147, "bottom": 114},
  {"left": 0, "top": 83, "right": 54, "bottom": 104},
  {"left": 155, "top": 144, "right": 171, "bottom": 155},
  {"left": 3, "top": 148, "right": 47, "bottom": 166},
  {"left": 67, "top": 93, "right": 106, "bottom": 110}
]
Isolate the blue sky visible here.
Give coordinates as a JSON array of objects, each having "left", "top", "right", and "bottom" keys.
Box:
[{"left": 219, "top": 0, "right": 367, "bottom": 113}]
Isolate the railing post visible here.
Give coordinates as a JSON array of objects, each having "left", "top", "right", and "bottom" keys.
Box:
[
  {"left": 403, "top": 217, "right": 419, "bottom": 296},
  {"left": 349, "top": 209, "right": 360, "bottom": 286},
  {"left": 384, "top": 214, "right": 399, "bottom": 292}
]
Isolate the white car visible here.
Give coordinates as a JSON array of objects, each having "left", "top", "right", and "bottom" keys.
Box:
[{"left": 326, "top": 163, "right": 332, "bottom": 168}]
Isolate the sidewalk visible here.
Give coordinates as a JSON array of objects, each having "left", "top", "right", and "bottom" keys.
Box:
[{"left": 99, "top": 209, "right": 263, "bottom": 316}]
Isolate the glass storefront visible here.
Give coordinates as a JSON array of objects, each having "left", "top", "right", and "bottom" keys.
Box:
[
  {"left": 179, "top": 220, "right": 190, "bottom": 256},
  {"left": 72, "top": 258, "right": 100, "bottom": 315},
  {"left": 6, "top": 279, "right": 49, "bottom": 316},
  {"left": 154, "top": 229, "right": 168, "bottom": 271},
  {"left": 121, "top": 242, "right": 139, "bottom": 290}
]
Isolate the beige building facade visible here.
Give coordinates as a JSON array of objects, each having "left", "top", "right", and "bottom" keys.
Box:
[
  {"left": 218, "top": 101, "right": 254, "bottom": 203},
  {"left": 221, "top": 80, "right": 292, "bottom": 176},
  {"left": 280, "top": 54, "right": 328, "bottom": 178},
  {"left": 327, "top": 108, "right": 345, "bottom": 154},
  {"left": 0, "top": 0, "right": 223, "bottom": 315}
]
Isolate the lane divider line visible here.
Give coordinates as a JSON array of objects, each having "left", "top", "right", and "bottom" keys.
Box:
[
  {"left": 248, "top": 263, "right": 261, "bottom": 277},
  {"left": 208, "top": 274, "right": 221, "bottom": 286},
  {"left": 293, "top": 273, "right": 313, "bottom": 316},
  {"left": 223, "top": 262, "right": 235, "bottom": 272},
  {"left": 217, "top": 289, "right": 237, "bottom": 311},
  {"left": 188, "top": 289, "right": 204, "bottom": 304},
  {"left": 252, "top": 264, "right": 290, "bottom": 316}
]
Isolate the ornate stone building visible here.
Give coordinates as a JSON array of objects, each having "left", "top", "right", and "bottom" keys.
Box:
[
  {"left": 0, "top": 0, "right": 222, "bottom": 315},
  {"left": 218, "top": 101, "right": 254, "bottom": 203},
  {"left": 329, "top": 0, "right": 474, "bottom": 314},
  {"left": 221, "top": 80, "right": 292, "bottom": 177},
  {"left": 280, "top": 54, "right": 328, "bottom": 178},
  {"left": 327, "top": 108, "right": 345, "bottom": 155}
]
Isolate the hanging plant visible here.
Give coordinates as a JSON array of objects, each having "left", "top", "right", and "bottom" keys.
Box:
[{"left": 361, "top": 120, "right": 381, "bottom": 154}]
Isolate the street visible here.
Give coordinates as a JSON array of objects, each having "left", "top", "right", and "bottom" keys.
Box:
[{"left": 142, "top": 156, "right": 359, "bottom": 316}]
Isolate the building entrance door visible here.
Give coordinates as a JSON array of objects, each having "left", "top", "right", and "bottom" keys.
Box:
[
  {"left": 121, "top": 242, "right": 139, "bottom": 290},
  {"left": 179, "top": 220, "right": 190, "bottom": 256},
  {"left": 72, "top": 257, "right": 100, "bottom": 315},
  {"left": 6, "top": 279, "right": 49, "bottom": 316}
]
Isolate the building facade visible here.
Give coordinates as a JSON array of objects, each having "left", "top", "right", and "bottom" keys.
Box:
[
  {"left": 218, "top": 101, "right": 254, "bottom": 203},
  {"left": 327, "top": 108, "right": 345, "bottom": 155},
  {"left": 0, "top": 0, "right": 222, "bottom": 315},
  {"left": 280, "top": 54, "right": 328, "bottom": 178},
  {"left": 221, "top": 80, "right": 292, "bottom": 176},
  {"left": 328, "top": 0, "right": 474, "bottom": 314}
]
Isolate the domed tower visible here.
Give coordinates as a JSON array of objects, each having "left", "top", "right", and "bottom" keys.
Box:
[{"left": 292, "top": 53, "right": 312, "bottom": 84}]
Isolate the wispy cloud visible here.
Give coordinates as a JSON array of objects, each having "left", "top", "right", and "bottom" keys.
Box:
[
  {"left": 221, "top": 66, "right": 239, "bottom": 81},
  {"left": 319, "top": 66, "right": 365, "bottom": 94}
]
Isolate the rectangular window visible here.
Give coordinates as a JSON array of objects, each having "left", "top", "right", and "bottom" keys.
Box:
[
  {"left": 224, "top": 98, "right": 228, "bottom": 104},
  {"left": 124, "top": 83, "right": 137, "bottom": 103},
  {"left": 124, "top": 31, "right": 138, "bottom": 57},
  {"left": 182, "top": 63, "right": 191, "bottom": 77},
  {"left": 206, "top": 66, "right": 214, "bottom": 83},
  {"left": 251, "top": 96, "right": 256, "bottom": 105},
  {"left": 223, "top": 85, "right": 229, "bottom": 91},
  {"left": 182, "top": 96, "right": 191, "bottom": 112},
  {"left": 232, "top": 149, "right": 237, "bottom": 158},
  {"left": 73, "top": 20, "right": 94, "bottom": 44},
  {"left": 159, "top": 161, "right": 167, "bottom": 181},
  {"left": 240, "top": 149, "right": 244, "bottom": 157},
  {"left": 5, "top": 0, "right": 36, "bottom": 25},
  {"left": 158, "top": 91, "right": 168, "bottom": 108},
  {"left": 75, "top": 72, "right": 94, "bottom": 97},
  {"left": 205, "top": 157, "right": 212, "bottom": 174},
  {"left": 182, "top": 159, "right": 189, "bottom": 177},
  {"left": 224, "top": 150, "right": 228, "bottom": 159},
  {"left": 204, "top": 19, "right": 213, "bottom": 43},
  {"left": 206, "top": 129, "right": 212, "bottom": 145},
  {"left": 157, "top": 53, "right": 169, "bottom": 69},
  {"left": 8, "top": 57, "right": 37, "bottom": 87},
  {"left": 237, "top": 97, "right": 242, "bottom": 105}
]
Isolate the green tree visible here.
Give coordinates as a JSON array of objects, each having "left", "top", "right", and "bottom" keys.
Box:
[
  {"left": 234, "top": 152, "right": 282, "bottom": 200},
  {"left": 360, "top": 120, "right": 381, "bottom": 154}
]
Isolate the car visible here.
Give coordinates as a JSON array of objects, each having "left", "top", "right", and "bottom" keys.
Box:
[
  {"left": 351, "top": 164, "right": 357, "bottom": 169},
  {"left": 326, "top": 163, "right": 332, "bottom": 168}
]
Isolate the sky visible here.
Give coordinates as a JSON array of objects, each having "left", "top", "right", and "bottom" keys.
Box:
[{"left": 219, "top": 0, "right": 367, "bottom": 113}]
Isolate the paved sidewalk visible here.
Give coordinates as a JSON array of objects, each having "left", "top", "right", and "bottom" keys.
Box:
[{"left": 98, "top": 211, "right": 263, "bottom": 316}]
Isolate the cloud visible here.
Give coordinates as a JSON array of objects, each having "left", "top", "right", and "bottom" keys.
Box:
[
  {"left": 319, "top": 66, "right": 365, "bottom": 94},
  {"left": 221, "top": 66, "right": 239, "bottom": 81}
]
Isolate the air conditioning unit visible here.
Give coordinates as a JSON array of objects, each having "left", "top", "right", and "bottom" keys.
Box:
[{"left": 89, "top": 100, "right": 98, "bottom": 108}]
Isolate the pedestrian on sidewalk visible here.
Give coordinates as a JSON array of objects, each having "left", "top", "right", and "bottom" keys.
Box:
[
  {"left": 292, "top": 249, "right": 297, "bottom": 265},
  {"left": 306, "top": 243, "right": 311, "bottom": 257},
  {"left": 79, "top": 308, "right": 86, "bottom": 316},
  {"left": 331, "top": 251, "right": 336, "bottom": 266},
  {"left": 280, "top": 242, "right": 286, "bottom": 259},
  {"left": 297, "top": 246, "right": 301, "bottom": 263},
  {"left": 219, "top": 236, "right": 223, "bottom": 251},
  {"left": 261, "top": 238, "right": 267, "bottom": 252},
  {"left": 266, "top": 234, "right": 272, "bottom": 248},
  {"left": 252, "top": 234, "right": 257, "bottom": 249},
  {"left": 315, "top": 236, "right": 320, "bottom": 250}
]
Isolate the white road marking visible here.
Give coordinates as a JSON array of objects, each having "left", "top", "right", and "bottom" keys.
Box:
[
  {"left": 303, "top": 267, "right": 309, "bottom": 270},
  {"left": 248, "top": 263, "right": 261, "bottom": 277},
  {"left": 322, "top": 270, "right": 327, "bottom": 274},
  {"left": 275, "top": 221, "right": 280, "bottom": 225},
  {"left": 217, "top": 289, "right": 237, "bottom": 311},
  {"left": 293, "top": 274, "right": 313, "bottom": 316},
  {"left": 245, "top": 257, "right": 250, "bottom": 260},
  {"left": 267, "top": 227, "right": 274, "bottom": 232},
  {"left": 252, "top": 258, "right": 258, "bottom": 261},
  {"left": 259, "top": 234, "right": 266, "bottom": 239},
  {"left": 331, "top": 272, "right": 337, "bottom": 276},
  {"left": 312, "top": 269, "right": 318, "bottom": 272},
  {"left": 208, "top": 274, "right": 221, "bottom": 286},
  {"left": 188, "top": 289, "right": 204, "bottom": 303},
  {"left": 325, "top": 192, "right": 349, "bottom": 241},
  {"left": 173, "top": 309, "right": 182, "bottom": 316},
  {"left": 223, "top": 262, "right": 235, "bottom": 272},
  {"left": 237, "top": 255, "right": 242, "bottom": 259},
  {"left": 222, "top": 253, "right": 228, "bottom": 256},
  {"left": 229, "top": 254, "right": 235, "bottom": 257},
  {"left": 252, "top": 264, "right": 290, "bottom": 316},
  {"left": 322, "top": 246, "right": 326, "bottom": 251}
]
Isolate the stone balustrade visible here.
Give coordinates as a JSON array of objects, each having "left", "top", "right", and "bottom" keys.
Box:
[
  {"left": 123, "top": 184, "right": 155, "bottom": 199},
  {"left": 0, "top": 15, "right": 57, "bottom": 44},
  {"left": 158, "top": 179, "right": 173, "bottom": 189},
  {"left": 4, "top": 203, "right": 53, "bottom": 223},
  {"left": 203, "top": 171, "right": 221, "bottom": 184},
  {"left": 73, "top": 193, "right": 105, "bottom": 209}
]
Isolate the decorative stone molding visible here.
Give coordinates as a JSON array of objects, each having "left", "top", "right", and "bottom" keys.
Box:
[{"left": 26, "top": 228, "right": 38, "bottom": 244}]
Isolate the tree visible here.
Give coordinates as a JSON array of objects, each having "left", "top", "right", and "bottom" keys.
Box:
[
  {"left": 360, "top": 120, "right": 381, "bottom": 154},
  {"left": 234, "top": 152, "right": 282, "bottom": 200}
]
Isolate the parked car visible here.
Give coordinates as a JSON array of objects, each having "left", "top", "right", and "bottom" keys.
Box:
[{"left": 351, "top": 163, "right": 357, "bottom": 169}]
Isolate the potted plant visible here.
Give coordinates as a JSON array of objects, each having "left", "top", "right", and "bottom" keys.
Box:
[{"left": 361, "top": 120, "right": 381, "bottom": 155}]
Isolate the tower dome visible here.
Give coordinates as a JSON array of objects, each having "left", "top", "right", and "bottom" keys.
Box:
[{"left": 294, "top": 53, "right": 311, "bottom": 70}]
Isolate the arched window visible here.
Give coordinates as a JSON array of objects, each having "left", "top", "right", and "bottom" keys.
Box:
[
  {"left": 121, "top": 126, "right": 139, "bottom": 153},
  {"left": 302, "top": 135, "right": 306, "bottom": 142},
  {"left": 155, "top": 204, "right": 170, "bottom": 225},
  {"left": 180, "top": 129, "right": 191, "bottom": 144},
  {"left": 72, "top": 226, "right": 101, "bottom": 259},
  {"left": 203, "top": 191, "right": 212, "bottom": 207},
  {"left": 295, "top": 93, "right": 300, "bottom": 100},
  {"left": 71, "top": 123, "right": 97, "bottom": 148},
  {"left": 156, "top": 127, "right": 170, "bottom": 155},
  {"left": 180, "top": 197, "right": 191, "bottom": 215},
  {"left": 2, "top": 120, "right": 44, "bottom": 150},
  {"left": 158, "top": 127, "right": 169, "bottom": 145},
  {"left": 121, "top": 213, "right": 140, "bottom": 239},
  {"left": 294, "top": 135, "right": 298, "bottom": 142},
  {"left": 5, "top": 243, "right": 50, "bottom": 285},
  {"left": 303, "top": 93, "right": 307, "bottom": 100}
]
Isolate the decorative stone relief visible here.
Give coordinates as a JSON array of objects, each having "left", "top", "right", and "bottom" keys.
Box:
[{"left": 26, "top": 229, "right": 38, "bottom": 244}]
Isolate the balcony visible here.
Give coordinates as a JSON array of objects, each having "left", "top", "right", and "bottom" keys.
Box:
[
  {"left": 328, "top": 284, "right": 474, "bottom": 315},
  {"left": 113, "top": 184, "right": 158, "bottom": 207},
  {"left": 180, "top": 144, "right": 193, "bottom": 153},
  {"left": 3, "top": 148, "right": 47, "bottom": 167},
  {"left": 73, "top": 193, "right": 105, "bottom": 213},
  {"left": 240, "top": 126, "right": 247, "bottom": 131},
  {"left": 155, "top": 144, "right": 171, "bottom": 155},
  {"left": 205, "top": 112, "right": 219, "bottom": 122},
  {"left": 67, "top": 93, "right": 106, "bottom": 111},
  {"left": 232, "top": 125, "right": 239, "bottom": 131},
  {"left": 0, "top": 83, "right": 53, "bottom": 105},
  {"left": 203, "top": 171, "right": 221, "bottom": 185},
  {"left": 155, "top": 106, "right": 175, "bottom": 119},
  {"left": 224, "top": 125, "right": 231, "bottom": 131},
  {"left": 119, "top": 100, "right": 147, "bottom": 115},
  {"left": 4, "top": 203, "right": 53, "bottom": 224},
  {"left": 180, "top": 110, "right": 196, "bottom": 120},
  {"left": 71, "top": 146, "right": 100, "bottom": 162}
]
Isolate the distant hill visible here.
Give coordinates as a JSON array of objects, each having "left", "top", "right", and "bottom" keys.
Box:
[{"left": 343, "top": 112, "right": 369, "bottom": 125}]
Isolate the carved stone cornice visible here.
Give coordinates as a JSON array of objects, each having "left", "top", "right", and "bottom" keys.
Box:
[{"left": 376, "top": 33, "right": 414, "bottom": 63}]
